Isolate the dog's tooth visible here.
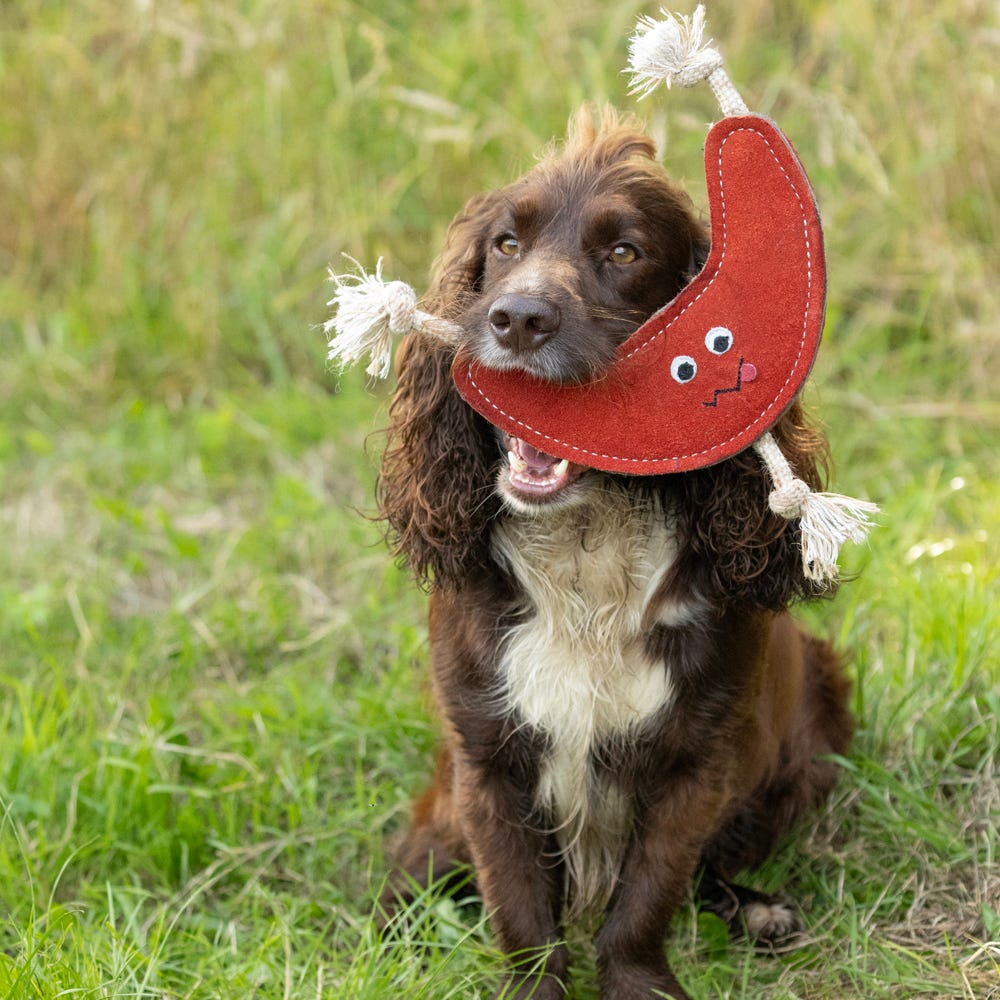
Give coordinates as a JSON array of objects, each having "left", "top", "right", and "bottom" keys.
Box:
[
  {"left": 554, "top": 458, "right": 569, "bottom": 477},
  {"left": 508, "top": 450, "right": 527, "bottom": 472}
]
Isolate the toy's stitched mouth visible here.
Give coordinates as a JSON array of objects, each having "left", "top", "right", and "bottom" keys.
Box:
[
  {"left": 502, "top": 435, "right": 588, "bottom": 500},
  {"left": 703, "top": 356, "right": 749, "bottom": 408}
]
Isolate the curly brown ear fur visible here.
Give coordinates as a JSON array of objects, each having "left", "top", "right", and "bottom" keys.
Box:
[
  {"left": 424, "top": 190, "right": 503, "bottom": 320},
  {"left": 377, "top": 192, "right": 506, "bottom": 588},
  {"left": 666, "top": 400, "right": 833, "bottom": 610}
]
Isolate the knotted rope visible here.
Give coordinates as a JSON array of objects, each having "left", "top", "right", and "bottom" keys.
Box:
[
  {"left": 628, "top": 5, "right": 748, "bottom": 116},
  {"left": 324, "top": 259, "right": 461, "bottom": 379},
  {"left": 752, "top": 433, "right": 878, "bottom": 582}
]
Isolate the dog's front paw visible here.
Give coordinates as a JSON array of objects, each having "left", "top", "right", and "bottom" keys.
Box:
[
  {"left": 598, "top": 962, "right": 690, "bottom": 1000},
  {"left": 493, "top": 971, "right": 566, "bottom": 1000}
]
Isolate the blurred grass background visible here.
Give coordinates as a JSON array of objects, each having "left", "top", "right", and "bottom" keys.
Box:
[{"left": 0, "top": 1, "right": 997, "bottom": 997}]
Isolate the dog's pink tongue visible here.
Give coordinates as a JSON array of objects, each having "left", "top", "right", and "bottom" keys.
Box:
[
  {"left": 516, "top": 439, "right": 559, "bottom": 474},
  {"left": 506, "top": 436, "right": 587, "bottom": 498}
]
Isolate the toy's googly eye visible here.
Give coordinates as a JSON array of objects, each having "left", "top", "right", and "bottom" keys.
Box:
[
  {"left": 705, "top": 326, "right": 734, "bottom": 355},
  {"left": 670, "top": 356, "right": 697, "bottom": 383}
]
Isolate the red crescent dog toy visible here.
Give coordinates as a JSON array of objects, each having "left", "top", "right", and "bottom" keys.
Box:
[
  {"left": 325, "top": 6, "right": 877, "bottom": 580},
  {"left": 453, "top": 114, "right": 825, "bottom": 473}
]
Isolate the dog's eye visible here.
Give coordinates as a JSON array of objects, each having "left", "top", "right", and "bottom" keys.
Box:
[
  {"left": 609, "top": 243, "right": 639, "bottom": 265},
  {"left": 705, "top": 326, "right": 734, "bottom": 355},
  {"left": 670, "top": 355, "right": 698, "bottom": 383},
  {"left": 495, "top": 235, "right": 519, "bottom": 257}
]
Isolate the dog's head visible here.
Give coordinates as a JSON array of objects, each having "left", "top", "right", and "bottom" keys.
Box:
[
  {"left": 426, "top": 107, "right": 709, "bottom": 511},
  {"left": 434, "top": 107, "right": 707, "bottom": 383}
]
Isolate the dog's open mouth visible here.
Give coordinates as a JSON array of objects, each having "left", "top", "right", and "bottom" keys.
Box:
[{"left": 503, "top": 435, "right": 588, "bottom": 501}]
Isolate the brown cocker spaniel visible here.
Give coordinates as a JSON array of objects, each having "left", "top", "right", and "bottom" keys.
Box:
[{"left": 376, "top": 108, "right": 852, "bottom": 1000}]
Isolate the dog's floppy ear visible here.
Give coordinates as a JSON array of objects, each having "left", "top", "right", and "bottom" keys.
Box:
[
  {"left": 425, "top": 190, "right": 504, "bottom": 318},
  {"left": 377, "top": 192, "right": 505, "bottom": 589}
]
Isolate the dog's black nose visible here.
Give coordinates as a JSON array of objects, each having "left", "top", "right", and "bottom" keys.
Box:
[{"left": 488, "top": 294, "right": 560, "bottom": 354}]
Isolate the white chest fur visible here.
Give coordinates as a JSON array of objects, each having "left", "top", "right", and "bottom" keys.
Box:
[{"left": 491, "top": 488, "right": 701, "bottom": 912}]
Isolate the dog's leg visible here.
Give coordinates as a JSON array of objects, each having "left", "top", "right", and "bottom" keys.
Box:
[
  {"left": 697, "top": 625, "right": 852, "bottom": 948},
  {"left": 594, "top": 776, "right": 730, "bottom": 1000},
  {"left": 454, "top": 759, "right": 570, "bottom": 1000}
]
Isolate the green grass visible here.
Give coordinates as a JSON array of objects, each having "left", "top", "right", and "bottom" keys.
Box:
[{"left": 1, "top": 1, "right": 998, "bottom": 997}]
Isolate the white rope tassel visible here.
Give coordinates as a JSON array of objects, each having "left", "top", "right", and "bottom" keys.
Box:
[
  {"left": 324, "top": 258, "right": 463, "bottom": 379},
  {"left": 753, "top": 431, "right": 879, "bottom": 583},
  {"left": 627, "top": 6, "right": 749, "bottom": 117}
]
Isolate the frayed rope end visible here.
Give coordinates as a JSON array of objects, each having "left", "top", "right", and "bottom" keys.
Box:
[
  {"left": 325, "top": 258, "right": 417, "bottom": 380},
  {"left": 778, "top": 487, "right": 879, "bottom": 582},
  {"left": 627, "top": 5, "right": 723, "bottom": 96},
  {"left": 627, "top": 5, "right": 748, "bottom": 117},
  {"left": 324, "top": 258, "right": 463, "bottom": 380},
  {"left": 754, "top": 431, "right": 879, "bottom": 584}
]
